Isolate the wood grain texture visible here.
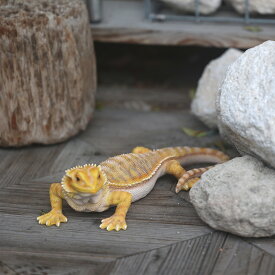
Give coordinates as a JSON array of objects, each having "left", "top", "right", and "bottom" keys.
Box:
[
  {"left": 0, "top": 258, "right": 100, "bottom": 275},
  {"left": 0, "top": 108, "right": 274, "bottom": 274},
  {"left": 0, "top": 0, "right": 96, "bottom": 146},
  {"left": 246, "top": 237, "right": 275, "bottom": 257},
  {"left": 211, "top": 235, "right": 275, "bottom": 275},
  {"left": 91, "top": 0, "right": 275, "bottom": 48},
  {"left": 0, "top": 261, "right": 16, "bottom": 275},
  {"left": 104, "top": 233, "right": 275, "bottom": 275},
  {"left": 104, "top": 232, "right": 228, "bottom": 275}
]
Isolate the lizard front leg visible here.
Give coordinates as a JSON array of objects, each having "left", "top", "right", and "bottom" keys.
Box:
[
  {"left": 37, "top": 183, "right": 68, "bottom": 227},
  {"left": 100, "top": 191, "right": 132, "bottom": 231}
]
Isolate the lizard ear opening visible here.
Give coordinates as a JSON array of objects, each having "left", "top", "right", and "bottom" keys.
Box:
[{"left": 61, "top": 175, "right": 77, "bottom": 193}]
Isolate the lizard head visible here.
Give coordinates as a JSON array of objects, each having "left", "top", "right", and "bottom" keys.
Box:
[{"left": 61, "top": 164, "right": 106, "bottom": 194}]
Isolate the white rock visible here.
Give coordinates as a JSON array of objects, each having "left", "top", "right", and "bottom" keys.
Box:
[
  {"left": 227, "top": 0, "right": 275, "bottom": 14},
  {"left": 160, "top": 0, "right": 221, "bottom": 15},
  {"left": 217, "top": 41, "right": 275, "bottom": 168},
  {"left": 190, "top": 156, "right": 275, "bottom": 237},
  {"left": 191, "top": 48, "right": 242, "bottom": 128}
]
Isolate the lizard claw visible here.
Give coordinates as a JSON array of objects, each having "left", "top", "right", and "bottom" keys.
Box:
[
  {"left": 176, "top": 177, "right": 200, "bottom": 193},
  {"left": 100, "top": 215, "right": 127, "bottom": 231},
  {"left": 37, "top": 210, "right": 67, "bottom": 227}
]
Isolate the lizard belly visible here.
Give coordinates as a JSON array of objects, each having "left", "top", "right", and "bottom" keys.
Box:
[
  {"left": 64, "top": 191, "right": 109, "bottom": 212},
  {"left": 111, "top": 165, "right": 166, "bottom": 202}
]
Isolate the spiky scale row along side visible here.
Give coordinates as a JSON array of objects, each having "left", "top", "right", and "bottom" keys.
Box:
[
  {"left": 37, "top": 146, "right": 229, "bottom": 231},
  {"left": 100, "top": 146, "right": 228, "bottom": 187}
]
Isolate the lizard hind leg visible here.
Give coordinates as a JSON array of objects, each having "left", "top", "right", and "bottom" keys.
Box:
[
  {"left": 132, "top": 146, "right": 152, "bottom": 154},
  {"left": 165, "top": 160, "right": 186, "bottom": 179},
  {"left": 175, "top": 166, "right": 213, "bottom": 193}
]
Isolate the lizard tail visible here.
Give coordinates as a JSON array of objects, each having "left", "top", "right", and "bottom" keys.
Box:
[
  {"left": 175, "top": 166, "right": 213, "bottom": 193},
  {"left": 156, "top": 146, "right": 229, "bottom": 166}
]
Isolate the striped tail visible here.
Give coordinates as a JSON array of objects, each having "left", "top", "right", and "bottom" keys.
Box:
[
  {"left": 175, "top": 166, "right": 213, "bottom": 193},
  {"left": 153, "top": 147, "right": 229, "bottom": 193},
  {"left": 154, "top": 146, "right": 229, "bottom": 165}
]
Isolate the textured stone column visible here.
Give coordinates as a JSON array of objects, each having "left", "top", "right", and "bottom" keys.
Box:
[{"left": 0, "top": 0, "right": 97, "bottom": 146}]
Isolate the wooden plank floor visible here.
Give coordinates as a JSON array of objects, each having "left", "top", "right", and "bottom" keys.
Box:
[
  {"left": 1, "top": 105, "right": 275, "bottom": 274},
  {"left": 1, "top": 46, "right": 275, "bottom": 274}
]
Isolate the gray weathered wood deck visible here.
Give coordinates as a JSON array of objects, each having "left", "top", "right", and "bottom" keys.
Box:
[
  {"left": 1, "top": 107, "right": 275, "bottom": 275},
  {"left": 1, "top": 44, "right": 275, "bottom": 274}
]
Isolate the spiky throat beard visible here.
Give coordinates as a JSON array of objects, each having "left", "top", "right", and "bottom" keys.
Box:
[{"left": 61, "top": 164, "right": 107, "bottom": 195}]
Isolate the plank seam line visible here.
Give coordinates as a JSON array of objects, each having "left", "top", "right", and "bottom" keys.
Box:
[
  {"left": 0, "top": 249, "right": 114, "bottom": 262},
  {"left": 0, "top": 260, "right": 17, "bottom": 274},
  {"left": 254, "top": 252, "right": 265, "bottom": 275},
  {"left": 245, "top": 240, "right": 275, "bottom": 258},
  {"left": 207, "top": 233, "right": 229, "bottom": 275},
  {"left": 111, "top": 231, "right": 216, "bottom": 262}
]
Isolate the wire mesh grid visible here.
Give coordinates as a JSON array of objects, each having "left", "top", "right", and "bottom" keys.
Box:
[{"left": 144, "top": 0, "right": 275, "bottom": 24}]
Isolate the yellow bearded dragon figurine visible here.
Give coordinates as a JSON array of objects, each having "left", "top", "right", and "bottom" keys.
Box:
[{"left": 37, "top": 146, "right": 229, "bottom": 231}]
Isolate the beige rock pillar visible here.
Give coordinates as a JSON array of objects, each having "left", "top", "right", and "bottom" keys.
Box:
[{"left": 0, "top": 0, "right": 97, "bottom": 146}]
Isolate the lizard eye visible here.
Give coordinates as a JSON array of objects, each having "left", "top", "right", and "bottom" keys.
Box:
[{"left": 76, "top": 176, "right": 80, "bottom": 181}]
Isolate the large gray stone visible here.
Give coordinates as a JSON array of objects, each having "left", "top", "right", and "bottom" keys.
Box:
[
  {"left": 190, "top": 156, "right": 275, "bottom": 237},
  {"left": 217, "top": 41, "right": 275, "bottom": 168},
  {"left": 160, "top": 0, "right": 221, "bottom": 15},
  {"left": 191, "top": 48, "right": 242, "bottom": 128},
  {"left": 227, "top": 0, "right": 275, "bottom": 14}
]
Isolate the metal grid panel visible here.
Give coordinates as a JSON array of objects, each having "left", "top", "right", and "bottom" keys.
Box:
[{"left": 144, "top": 0, "right": 275, "bottom": 24}]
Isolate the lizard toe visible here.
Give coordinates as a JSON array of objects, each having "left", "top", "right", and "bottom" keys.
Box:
[
  {"left": 99, "top": 223, "right": 107, "bottom": 229},
  {"left": 107, "top": 224, "right": 116, "bottom": 231},
  {"left": 37, "top": 210, "right": 67, "bottom": 227},
  {"left": 100, "top": 215, "right": 127, "bottom": 231}
]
